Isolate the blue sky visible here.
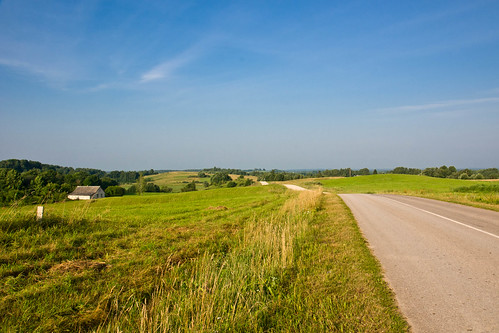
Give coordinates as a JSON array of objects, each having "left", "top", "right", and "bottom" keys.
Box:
[{"left": 1, "top": 0, "right": 498, "bottom": 170}]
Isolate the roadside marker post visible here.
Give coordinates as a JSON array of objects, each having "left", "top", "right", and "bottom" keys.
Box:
[{"left": 36, "top": 206, "right": 44, "bottom": 221}]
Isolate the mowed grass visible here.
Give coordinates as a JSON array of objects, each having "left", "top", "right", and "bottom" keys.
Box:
[
  {"left": 0, "top": 185, "right": 407, "bottom": 332},
  {"left": 292, "top": 174, "right": 499, "bottom": 211}
]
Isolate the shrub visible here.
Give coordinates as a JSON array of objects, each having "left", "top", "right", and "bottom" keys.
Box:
[
  {"left": 145, "top": 182, "right": 160, "bottom": 192},
  {"left": 244, "top": 178, "right": 254, "bottom": 186},
  {"left": 160, "top": 185, "right": 173, "bottom": 193},
  {"left": 226, "top": 181, "right": 236, "bottom": 188},
  {"left": 181, "top": 181, "right": 197, "bottom": 192},
  {"left": 236, "top": 178, "right": 254, "bottom": 187},
  {"left": 105, "top": 186, "right": 125, "bottom": 197},
  {"left": 459, "top": 173, "right": 469, "bottom": 180},
  {"left": 210, "top": 172, "right": 232, "bottom": 186},
  {"left": 126, "top": 185, "right": 137, "bottom": 195}
]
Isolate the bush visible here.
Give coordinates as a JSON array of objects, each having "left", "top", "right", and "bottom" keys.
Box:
[
  {"left": 126, "top": 185, "right": 137, "bottom": 195},
  {"left": 160, "top": 185, "right": 173, "bottom": 193},
  {"left": 226, "top": 181, "right": 236, "bottom": 188},
  {"left": 145, "top": 182, "right": 160, "bottom": 192},
  {"left": 181, "top": 181, "right": 197, "bottom": 192},
  {"left": 105, "top": 186, "right": 125, "bottom": 197},
  {"left": 210, "top": 172, "right": 232, "bottom": 186},
  {"left": 235, "top": 178, "right": 254, "bottom": 187}
]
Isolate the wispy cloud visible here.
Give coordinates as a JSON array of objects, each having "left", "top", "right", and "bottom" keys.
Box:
[
  {"left": 74, "top": 40, "right": 217, "bottom": 92},
  {"left": 140, "top": 54, "right": 194, "bottom": 83},
  {"left": 139, "top": 39, "right": 213, "bottom": 83},
  {"left": 376, "top": 97, "right": 499, "bottom": 114}
]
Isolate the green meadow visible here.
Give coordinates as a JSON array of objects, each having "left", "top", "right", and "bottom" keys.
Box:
[
  {"left": 0, "top": 185, "right": 408, "bottom": 332},
  {"left": 294, "top": 174, "right": 499, "bottom": 211}
]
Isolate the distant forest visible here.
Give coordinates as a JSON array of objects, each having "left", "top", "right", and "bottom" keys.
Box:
[
  {"left": 250, "top": 166, "right": 498, "bottom": 181},
  {"left": 0, "top": 159, "right": 497, "bottom": 206},
  {"left": 194, "top": 165, "right": 498, "bottom": 181},
  {"left": 386, "top": 166, "right": 498, "bottom": 180}
]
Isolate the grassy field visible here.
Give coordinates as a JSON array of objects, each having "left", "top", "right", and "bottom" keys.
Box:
[
  {"left": 144, "top": 171, "right": 258, "bottom": 192},
  {"left": 0, "top": 185, "right": 408, "bottom": 332},
  {"left": 291, "top": 174, "right": 499, "bottom": 211},
  {"left": 144, "top": 171, "right": 210, "bottom": 192}
]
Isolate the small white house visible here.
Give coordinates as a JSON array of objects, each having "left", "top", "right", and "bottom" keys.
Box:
[{"left": 68, "top": 186, "right": 105, "bottom": 200}]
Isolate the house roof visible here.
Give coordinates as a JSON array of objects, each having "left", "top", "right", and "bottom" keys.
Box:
[{"left": 69, "top": 186, "right": 102, "bottom": 196}]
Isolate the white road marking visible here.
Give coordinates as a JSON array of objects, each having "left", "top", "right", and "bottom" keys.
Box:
[{"left": 382, "top": 196, "right": 499, "bottom": 240}]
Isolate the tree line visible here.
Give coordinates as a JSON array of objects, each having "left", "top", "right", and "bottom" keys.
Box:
[
  {"left": 387, "top": 166, "right": 499, "bottom": 179},
  {"left": 201, "top": 167, "right": 249, "bottom": 176},
  {"left": 254, "top": 166, "right": 498, "bottom": 180},
  {"left": 0, "top": 159, "right": 156, "bottom": 183},
  {"left": 0, "top": 159, "right": 157, "bottom": 206},
  {"left": 251, "top": 168, "right": 372, "bottom": 180}
]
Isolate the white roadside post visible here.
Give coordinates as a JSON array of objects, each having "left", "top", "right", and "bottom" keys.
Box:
[{"left": 36, "top": 206, "right": 44, "bottom": 221}]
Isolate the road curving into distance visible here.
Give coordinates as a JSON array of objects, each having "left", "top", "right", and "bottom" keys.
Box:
[
  {"left": 339, "top": 194, "right": 499, "bottom": 333},
  {"left": 282, "top": 184, "right": 308, "bottom": 191}
]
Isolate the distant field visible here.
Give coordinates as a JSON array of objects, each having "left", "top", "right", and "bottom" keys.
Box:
[
  {"left": 0, "top": 186, "right": 407, "bottom": 332},
  {"left": 144, "top": 171, "right": 259, "bottom": 192},
  {"left": 290, "top": 174, "right": 499, "bottom": 211},
  {"left": 229, "top": 173, "right": 259, "bottom": 182},
  {"left": 144, "top": 171, "right": 208, "bottom": 192}
]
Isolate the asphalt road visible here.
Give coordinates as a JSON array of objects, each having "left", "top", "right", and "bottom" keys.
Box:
[{"left": 339, "top": 194, "right": 499, "bottom": 333}]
